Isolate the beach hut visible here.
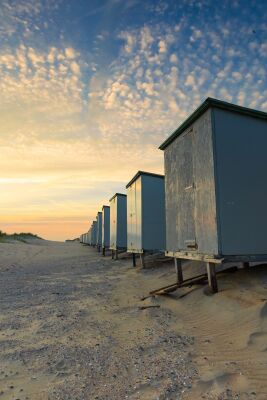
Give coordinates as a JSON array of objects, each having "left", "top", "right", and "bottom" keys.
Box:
[
  {"left": 90, "top": 227, "right": 93, "bottom": 245},
  {"left": 96, "top": 212, "right": 102, "bottom": 252},
  {"left": 126, "top": 171, "right": 166, "bottom": 267},
  {"left": 91, "top": 221, "right": 97, "bottom": 246},
  {"left": 101, "top": 205, "right": 110, "bottom": 255},
  {"left": 87, "top": 228, "right": 92, "bottom": 245},
  {"left": 109, "top": 193, "right": 127, "bottom": 259},
  {"left": 159, "top": 97, "right": 267, "bottom": 292}
]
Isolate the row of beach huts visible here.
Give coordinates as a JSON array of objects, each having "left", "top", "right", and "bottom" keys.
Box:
[{"left": 80, "top": 98, "right": 267, "bottom": 293}]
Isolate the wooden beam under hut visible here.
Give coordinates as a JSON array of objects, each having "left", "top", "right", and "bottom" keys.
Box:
[{"left": 148, "top": 266, "right": 238, "bottom": 297}]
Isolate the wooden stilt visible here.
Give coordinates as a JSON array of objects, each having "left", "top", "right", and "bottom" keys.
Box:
[
  {"left": 102, "top": 247, "right": 105, "bottom": 256},
  {"left": 206, "top": 262, "right": 218, "bottom": 293},
  {"left": 174, "top": 258, "right": 183, "bottom": 284},
  {"left": 115, "top": 250, "right": 118, "bottom": 260},
  {"left": 243, "top": 262, "right": 250, "bottom": 268},
  {"left": 111, "top": 250, "right": 114, "bottom": 259},
  {"left": 132, "top": 253, "right": 136, "bottom": 267},
  {"left": 140, "top": 253, "right": 145, "bottom": 269}
]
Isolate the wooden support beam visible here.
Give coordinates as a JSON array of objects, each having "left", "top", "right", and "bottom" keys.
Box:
[
  {"left": 132, "top": 253, "right": 136, "bottom": 267},
  {"left": 149, "top": 274, "right": 207, "bottom": 296},
  {"left": 140, "top": 253, "right": 145, "bottom": 269},
  {"left": 206, "top": 262, "right": 218, "bottom": 293},
  {"left": 102, "top": 247, "right": 105, "bottom": 256},
  {"left": 174, "top": 258, "right": 183, "bottom": 284},
  {"left": 115, "top": 250, "right": 118, "bottom": 260}
]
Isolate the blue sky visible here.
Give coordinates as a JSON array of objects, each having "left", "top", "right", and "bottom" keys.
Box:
[{"left": 0, "top": 0, "right": 266, "bottom": 239}]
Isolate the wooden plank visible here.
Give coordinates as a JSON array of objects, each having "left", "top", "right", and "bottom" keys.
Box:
[
  {"left": 138, "top": 305, "right": 160, "bottom": 310},
  {"left": 161, "top": 276, "right": 208, "bottom": 294},
  {"left": 165, "top": 251, "right": 223, "bottom": 263},
  {"left": 149, "top": 273, "right": 207, "bottom": 295},
  {"left": 165, "top": 251, "right": 267, "bottom": 264},
  {"left": 148, "top": 265, "right": 238, "bottom": 297}
]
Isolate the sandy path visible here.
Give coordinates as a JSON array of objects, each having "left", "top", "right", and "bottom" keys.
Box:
[
  {"left": 0, "top": 241, "right": 195, "bottom": 400},
  {"left": 0, "top": 240, "right": 267, "bottom": 400}
]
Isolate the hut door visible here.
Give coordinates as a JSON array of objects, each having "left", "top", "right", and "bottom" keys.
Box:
[
  {"left": 110, "top": 198, "right": 116, "bottom": 248},
  {"left": 135, "top": 177, "right": 142, "bottom": 251},
  {"left": 178, "top": 129, "right": 197, "bottom": 251},
  {"left": 128, "top": 184, "right": 136, "bottom": 251}
]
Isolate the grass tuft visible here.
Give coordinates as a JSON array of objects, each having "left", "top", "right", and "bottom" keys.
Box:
[{"left": 0, "top": 230, "right": 43, "bottom": 242}]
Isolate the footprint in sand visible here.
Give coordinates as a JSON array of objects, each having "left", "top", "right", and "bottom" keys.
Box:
[{"left": 247, "top": 301, "right": 267, "bottom": 351}]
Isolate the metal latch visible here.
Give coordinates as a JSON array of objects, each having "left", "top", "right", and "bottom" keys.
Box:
[{"left": 185, "top": 240, "right": 198, "bottom": 250}]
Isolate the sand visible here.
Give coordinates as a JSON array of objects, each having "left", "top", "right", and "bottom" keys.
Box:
[{"left": 0, "top": 240, "right": 266, "bottom": 399}]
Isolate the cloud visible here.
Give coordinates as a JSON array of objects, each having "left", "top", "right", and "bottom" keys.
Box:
[
  {"left": 0, "top": 44, "right": 84, "bottom": 146},
  {"left": 28, "top": 47, "right": 45, "bottom": 64},
  {"left": 170, "top": 53, "right": 178, "bottom": 63},
  {"left": 184, "top": 74, "right": 195, "bottom": 87},
  {"left": 70, "top": 61, "right": 81, "bottom": 75},
  {"left": 158, "top": 39, "right": 167, "bottom": 53},
  {"left": 232, "top": 71, "right": 242, "bottom": 81},
  {"left": 65, "top": 47, "right": 76, "bottom": 59},
  {"left": 140, "top": 26, "right": 154, "bottom": 50},
  {"left": 0, "top": 0, "right": 62, "bottom": 40},
  {"left": 86, "top": 17, "right": 267, "bottom": 181},
  {"left": 219, "top": 87, "right": 232, "bottom": 102},
  {"left": 119, "top": 31, "right": 136, "bottom": 54},
  {"left": 47, "top": 47, "right": 56, "bottom": 63},
  {"left": 190, "top": 28, "right": 202, "bottom": 42}
]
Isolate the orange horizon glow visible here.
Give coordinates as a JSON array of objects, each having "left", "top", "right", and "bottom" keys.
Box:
[
  {"left": 0, "top": 150, "right": 164, "bottom": 241},
  {"left": 1, "top": 222, "right": 92, "bottom": 241}
]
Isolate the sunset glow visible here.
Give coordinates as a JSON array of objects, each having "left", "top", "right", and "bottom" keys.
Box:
[{"left": 0, "top": 0, "right": 266, "bottom": 240}]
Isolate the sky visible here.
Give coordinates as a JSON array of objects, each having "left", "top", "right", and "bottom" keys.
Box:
[{"left": 0, "top": 0, "right": 266, "bottom": 241}]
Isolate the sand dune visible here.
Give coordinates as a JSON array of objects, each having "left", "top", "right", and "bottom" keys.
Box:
[
  {"left": 0, "top": 240, "right": 266, "bottom": 399},
  {"left": 175, "top": 263, "right": 267, "bottom": 400}
]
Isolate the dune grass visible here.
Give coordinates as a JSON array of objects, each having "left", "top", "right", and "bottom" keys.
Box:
[{"left": 0, "top": 230, "right": 43, "bottom": 243}]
